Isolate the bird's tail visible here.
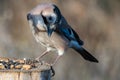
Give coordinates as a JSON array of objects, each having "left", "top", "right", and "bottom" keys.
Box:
[{"left": 74, "top": 47, "right": 98, "bottom": 63}]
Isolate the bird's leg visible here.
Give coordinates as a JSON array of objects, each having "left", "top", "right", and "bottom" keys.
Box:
[
  {"left": 35, "top": 50, "right": 49, "bottom": 61},
  {"left": 36, "top": 50, "right": 48, "bottom": 60},
  {"left": 51, "top": 55, "right": 61, "bottom": 66}
]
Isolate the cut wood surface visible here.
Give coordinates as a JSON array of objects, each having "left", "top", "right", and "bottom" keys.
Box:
[
  {"left": 0, "top": 57, "right": 51, "bottom": 80},
  {"left": 0, "top": 70, "right": 51, "bottom": 80}
]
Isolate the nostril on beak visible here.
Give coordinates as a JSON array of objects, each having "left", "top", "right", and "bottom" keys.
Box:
[{"left": 27, "top": 13, "right": 32, "bottom": 20}]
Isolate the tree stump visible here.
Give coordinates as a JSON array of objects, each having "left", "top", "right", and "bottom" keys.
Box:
[
  {"left": 0, "top": 70, "right": 51, "bottom": 80},
  {"left": 0, "top": 57, "right": 51, "bottom": 80}
]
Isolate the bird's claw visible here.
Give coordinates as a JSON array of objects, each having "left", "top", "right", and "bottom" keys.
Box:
[{"left": 35, "top": 57, "right": 41, "bottom": 62}]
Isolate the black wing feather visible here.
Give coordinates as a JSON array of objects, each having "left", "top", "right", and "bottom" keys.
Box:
[{"left": 57, "top": 25, "right": 84, "bottom": 45}]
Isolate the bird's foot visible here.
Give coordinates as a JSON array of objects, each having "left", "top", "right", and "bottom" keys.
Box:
[
  {"left": 35, "top": 57, "right": 38, "bottom": 60},
  {"left": 35, "top": 57, "right": 42, "bottom": 64}
]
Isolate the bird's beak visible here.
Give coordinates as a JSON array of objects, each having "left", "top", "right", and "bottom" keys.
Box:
[{"left": 47, "top": 25, "right": 54, "bottom": 37}]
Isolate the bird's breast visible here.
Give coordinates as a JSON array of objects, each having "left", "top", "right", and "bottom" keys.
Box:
[
  {"left": 50, "top": 32, "right": 69, "bottom": 51},
  {"left": 33, "top": 31, "right": 55, "bottom": 48}
]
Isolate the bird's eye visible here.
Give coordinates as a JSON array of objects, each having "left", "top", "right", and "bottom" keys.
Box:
[
  {"left": 48, "top": 16, "right": 53, "bottom": 21},
  {"left": 47, "top": 16, "right": 56, "bottom": 23}
]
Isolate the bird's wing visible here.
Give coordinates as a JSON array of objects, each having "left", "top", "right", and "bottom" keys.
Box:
[{"left": 56, "top": 24, "right": 84, "bottom": 45}]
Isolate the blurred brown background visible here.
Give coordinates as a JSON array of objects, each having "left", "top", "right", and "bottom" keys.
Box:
[{"left": 0, "top": 0, "right": 120, "bottom": 80}]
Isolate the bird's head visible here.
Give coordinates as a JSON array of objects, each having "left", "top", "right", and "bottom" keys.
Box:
[{"left": 27, "top": 3, "right": 61, "bottom": 36}]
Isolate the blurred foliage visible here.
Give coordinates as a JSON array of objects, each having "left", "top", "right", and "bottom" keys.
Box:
[{"left": 0, "top": 0, "right": 120, "bottom": 80}]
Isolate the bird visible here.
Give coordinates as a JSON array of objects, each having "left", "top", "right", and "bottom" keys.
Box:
[{"left": 27, "top": 3, "right": 98, "bottom": 65}]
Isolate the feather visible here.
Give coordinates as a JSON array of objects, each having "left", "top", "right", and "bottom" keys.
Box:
[
  {"left": 74, "top": 47, "right": 98, "bottom": 63},
  {"left": 56, "top": 24, "right": 84, "bottom": 45}
]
